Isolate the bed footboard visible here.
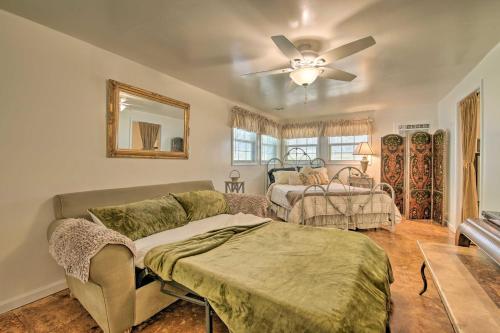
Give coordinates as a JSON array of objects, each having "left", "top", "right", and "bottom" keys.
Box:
[{"left": 299, "top": 166, "right": 397, "bottom": 231}]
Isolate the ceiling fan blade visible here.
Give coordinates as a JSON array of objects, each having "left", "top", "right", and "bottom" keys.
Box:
[
  {"left": 316, "top": 36, "right": 375, "bottom": 64},
  {"left": 271, "top": 35, "right": 303, "bottom": 60},
  {"left": 241, "top": 67, "right": 293, "bottom": 77},
  {"left": 320, "top": 67, "right": 357, "bottom": 81}
]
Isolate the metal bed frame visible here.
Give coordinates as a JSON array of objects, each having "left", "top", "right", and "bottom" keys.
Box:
[
  {"left": 267, "top": 148, "right": 396, "bottom": 229},
  {"left": 266, "top": 147, "right": 326, "bottom": 190},
  {"left": 159, "top": 280, "right": 215, "bottom": 333},
  {"left": 299, "top": 166, "right": 396, "bottom": 230},
  {"left": 138, "top": 269, "right": 215, "bottom": 333}
]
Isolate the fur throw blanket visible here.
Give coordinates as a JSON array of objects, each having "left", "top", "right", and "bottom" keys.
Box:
[
  {"left": 224, "top": 193, "right": 270, "bottom": 218},
  {"left": 49, "top": 218, "right": 136, "bottom": 283}
]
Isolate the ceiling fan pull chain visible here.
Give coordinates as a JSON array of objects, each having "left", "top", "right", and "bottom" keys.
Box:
[{"left": 304, "top": 85, "right": 308, "bottom": 104}]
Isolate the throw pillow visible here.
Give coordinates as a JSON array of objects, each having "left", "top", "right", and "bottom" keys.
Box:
[
  {"left": 298, "top": 167, "right": 329, "bottom": 185},
  {"left": 88, "top": 195, "right": 188, "bottom": 241},
  {"left": 172, "top": 190, "right": 229, "bottom": 221},
  {"left": 288, "top": 172, "right": 304, "bottom": 185},
  {"left": 314, "top": 167, "right": 330, "bottom": 184},
  {"left": 299, "top": 170, "right": 329, "bottom": 185},
  {"left": 301, "top": 166, "right": 315, "bottom": 175}
]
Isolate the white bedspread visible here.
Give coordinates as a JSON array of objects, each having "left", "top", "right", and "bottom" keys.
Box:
[
  {"left": 266, "top": 182, "right": 401, "bottom": 229},
  {"left": 134, "top": 213, "right": 271, "bottom": 268}
]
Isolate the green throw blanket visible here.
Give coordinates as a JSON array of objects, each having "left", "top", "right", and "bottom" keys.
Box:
[{"left": 145, "top": 221, "right": 393, "bottom": 333}]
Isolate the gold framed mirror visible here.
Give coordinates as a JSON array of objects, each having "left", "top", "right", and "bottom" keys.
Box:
[{"left": 107, "top": 80, "right": 190, "bottom": 159}]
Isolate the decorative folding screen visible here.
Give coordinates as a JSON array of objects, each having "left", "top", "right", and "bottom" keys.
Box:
[
  {"left": 381, "top": 135, "right": 405, "bottom": 214},
  {"left": 381, "top": 130, "right": 448, "bottom": 224},
  {"left": 408, "top": 132, "right": 433, "bottom": 219},
  {"left": 432, "top": 130, "right": 447, "bottom": 224}
]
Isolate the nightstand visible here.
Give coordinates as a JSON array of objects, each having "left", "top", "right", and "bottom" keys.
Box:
[
  {"left": 348, "top": 175, "right": 374, "bottom": 189},
  {"left": 225, "top": 181, "right": 245, "bottom": 193}
]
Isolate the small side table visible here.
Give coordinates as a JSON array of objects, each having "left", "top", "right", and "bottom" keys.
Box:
[
  {"left": 225, "top": 181, "right": 245, "bottom": 193},
  {"left": 348, "top": 175, "right": 374, "bottom": 188}
]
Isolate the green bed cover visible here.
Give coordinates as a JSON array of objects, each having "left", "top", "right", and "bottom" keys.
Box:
[{"left": 144, "top": 221, "right": 393, "bottom": 333}]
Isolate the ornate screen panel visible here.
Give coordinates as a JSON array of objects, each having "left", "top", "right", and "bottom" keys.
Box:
[
  {"left": 408, "top": 132, "right": 433, "bottom": 219},
  {"left": 432, "top": 130, "right": 447, "bottom": 225},
  {"left": 381, "top": 134, "right": 405, "bottom": 214}
]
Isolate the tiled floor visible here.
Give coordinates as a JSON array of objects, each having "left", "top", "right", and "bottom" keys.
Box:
[{"left": 0, "top": 220, "right": 454, "bottom": 333}]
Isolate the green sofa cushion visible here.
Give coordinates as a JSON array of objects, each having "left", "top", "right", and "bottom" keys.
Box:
[
  {"left": 88, "top": 195, "right": 188, "bottom": 241},
  {"left": 172, "top": 190, "right": 229, "bottom": 221}
]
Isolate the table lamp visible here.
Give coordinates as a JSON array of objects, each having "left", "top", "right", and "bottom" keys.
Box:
[{"left": 353, "top": 142, "right": 374, "bottom": 175}]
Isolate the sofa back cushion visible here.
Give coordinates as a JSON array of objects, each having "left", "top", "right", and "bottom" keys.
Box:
[
  {"left": 54, "top": 180, "right": 215, "bottom": 219},
  {"left": 88, "top": 195, "right": 188, "bottom": 240},
  {"left": 172, "top": 190, "right": 229, "bottom": 221}
]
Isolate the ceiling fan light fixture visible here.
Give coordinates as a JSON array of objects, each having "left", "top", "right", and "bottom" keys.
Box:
[{"left": 289, "top": 67, "right": 321, "bottom": 86}]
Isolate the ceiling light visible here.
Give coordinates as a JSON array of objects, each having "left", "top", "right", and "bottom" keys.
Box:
[{"left": 289, "top": 67, "right": 321, "bottom": 86}]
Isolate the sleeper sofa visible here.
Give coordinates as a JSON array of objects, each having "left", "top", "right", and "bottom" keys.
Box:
[{"left": 47, "top": 180, "right": 223, "bottom": 333}]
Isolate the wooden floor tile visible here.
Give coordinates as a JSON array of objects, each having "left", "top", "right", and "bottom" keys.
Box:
[{"left": 0, "top": 312, "right": 26, "bottom": 333}]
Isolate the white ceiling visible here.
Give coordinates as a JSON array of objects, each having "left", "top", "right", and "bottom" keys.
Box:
[
  {"left": 2, "top": 0, "right": 500, "bottom": 119},
  {"left": 120, "top": 92, "right": 184, "bottom": 119}
]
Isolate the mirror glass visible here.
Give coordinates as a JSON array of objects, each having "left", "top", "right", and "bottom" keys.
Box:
[
  {"left": 107, "top": 80, "right": 189, "bottom": 159},
  {"left": 117, "top": 92, "right": 185, "bottom": 152}
]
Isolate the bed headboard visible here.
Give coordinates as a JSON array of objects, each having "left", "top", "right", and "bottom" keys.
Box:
[{"left": 266, "top": 148, "right": 326, "bottom": 189}]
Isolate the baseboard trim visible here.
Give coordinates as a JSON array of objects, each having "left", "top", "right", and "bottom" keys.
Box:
[{"left": 0, "top": 279, "right": 67, "bottom": 314}]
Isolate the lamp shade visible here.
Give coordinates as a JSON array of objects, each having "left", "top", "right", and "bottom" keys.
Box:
[
  {"left": 289, "top": 67, "right": 320, "bottom": 86},
  {"left": 353, "top": 142, "right": 374, "bottom": 156}
]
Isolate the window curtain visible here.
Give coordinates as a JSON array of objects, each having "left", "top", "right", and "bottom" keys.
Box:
[
  {"left": 231, "top": 105, "right": 372, "bottom": 139},
  {"left": 323, "top": 119, "right": 373, "bottom": 137},
  {"left": 139, "top": 121, "right": 160, "bottom": 150},
  {"left": 281, "top": 121, "right": 323, "bottom": 139},
  {"left": 459, "top": 91, "right": 480, "bottom": 221},
  {"left": 281, "top": 118, "right": 372, "bottom": 138},
  {"left": 231, "top": 106, "right": 281, "bottom": 138}
]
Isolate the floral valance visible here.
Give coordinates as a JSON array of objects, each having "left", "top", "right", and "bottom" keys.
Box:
[
  {"left": 231, "top": 106, "right": 281, "bottom": 138},
  {"left": 231, "top": 106, "right": 372, "bottom": 139}
]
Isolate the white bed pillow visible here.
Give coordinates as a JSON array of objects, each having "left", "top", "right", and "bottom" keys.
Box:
[{"left": 273, "top": 170, "right": 298, "bottom": 184}]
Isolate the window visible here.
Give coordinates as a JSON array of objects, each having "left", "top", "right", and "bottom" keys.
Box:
[
  {"left": 284, "top": 137, "right": 318, "bottom": 160},
  {"left": 232, "top": 128, "right": 257, "bottom": 164},
  {"left": 261, "top": 135, "right": 279, "bottom": 162},
  {"left": 328, "top": 135, "right": 369, "bottom": 161}
]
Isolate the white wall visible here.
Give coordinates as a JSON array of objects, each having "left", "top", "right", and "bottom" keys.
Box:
[
  {"left": 438, "top": 42, "right": 500, "bottom": 231},
  {"left": 0, "top": 10, "right": 268, "bottom": 312}
]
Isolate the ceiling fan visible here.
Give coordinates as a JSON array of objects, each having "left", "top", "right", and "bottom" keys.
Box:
[{"left": 242, "top": 35, "right": 375, "bottom": 87}]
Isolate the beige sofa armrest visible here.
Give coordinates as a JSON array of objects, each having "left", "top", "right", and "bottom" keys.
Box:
[
  {"left": 88, "top": 244, "right": 135, "bottom": 333},
  {"left": 47, "top": 219, "right": 135, "bottom": 333},
  {"left": 47, "top": 218, "right": 66, "bottom": 241}
]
